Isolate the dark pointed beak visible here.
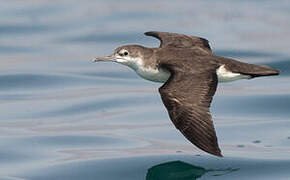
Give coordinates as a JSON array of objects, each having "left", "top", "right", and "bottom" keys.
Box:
[{"left": 92, "top": 55, "right": 115, "bottom": 62}]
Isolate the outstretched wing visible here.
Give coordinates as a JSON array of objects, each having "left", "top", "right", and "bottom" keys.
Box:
[
  {"left": 159, "top": 64, "right": 222, "bottom": 157},
  {"left": 145, "top": 31, "right": 212, "bottom": 55}
]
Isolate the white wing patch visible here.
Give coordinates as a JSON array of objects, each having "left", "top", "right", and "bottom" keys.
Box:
[{"left": 216, "top": 65, "right": 250, "bottom": 83}]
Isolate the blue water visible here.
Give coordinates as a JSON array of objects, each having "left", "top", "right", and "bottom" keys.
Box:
[{"left": 0, "top": 0, "right": 290, "bottom": 179}]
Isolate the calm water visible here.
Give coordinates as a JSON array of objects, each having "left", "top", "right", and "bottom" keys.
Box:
[{"left": 0, "top": 0, "right": 290, "bottom": 179}]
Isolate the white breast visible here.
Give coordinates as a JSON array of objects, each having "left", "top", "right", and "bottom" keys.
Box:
[
  {"left": 136, "top": 66, "right": 171, "bottom": 83},
  {"left": 216, "top": 65, "right": 250, "bottom": 82}
]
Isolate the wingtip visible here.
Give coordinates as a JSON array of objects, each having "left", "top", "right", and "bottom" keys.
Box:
[
  {"left": 216, "top": 152, "right": 223, "bottom": 157},
  {"left": 210, "top": 150, "right": 223, "bottom": 157},
  {"left": 197, "top": 150, "right": 223, "bottom": 157},
  {"left": 144, "top": 31, "right": 160, "bottom": 37},
  {"left": 144, "top": 31, "right": 154, "bottom": 36},
  {"left": 203, "top": 145, "right": 223, "bottom": 157}
]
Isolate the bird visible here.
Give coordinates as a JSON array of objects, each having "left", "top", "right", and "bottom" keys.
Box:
[{"left": 93, "top": 31, "right": 279, "bottom": 157}]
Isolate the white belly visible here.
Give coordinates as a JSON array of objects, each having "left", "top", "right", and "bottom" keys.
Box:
[
  {"left": 216, "top": 65, "right": 250, "bottom": 82},
  {"left": 136, "top": 67, "right": 171, "bottom": 83}
]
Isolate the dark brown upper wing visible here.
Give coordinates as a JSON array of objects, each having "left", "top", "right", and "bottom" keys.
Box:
[
  {"left": 159, "top": 64, "right": 222, "bottom": 157},
  {"left": 145, "top": 31, "right": 212, "bottom": 55}
]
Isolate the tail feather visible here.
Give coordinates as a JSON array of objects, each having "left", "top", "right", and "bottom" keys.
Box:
[
  {"left": 239, "top": 65, "right": 280, "bottom": 78},
  {"left": 215, "top": 56, "right": 280, "bottom": 78}
]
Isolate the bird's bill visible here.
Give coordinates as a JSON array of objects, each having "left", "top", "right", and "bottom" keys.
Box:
[{"left": 92, "top": 55, "right": 115, "bottom": 62}]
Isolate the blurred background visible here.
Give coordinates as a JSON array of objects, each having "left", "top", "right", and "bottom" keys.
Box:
[{"left": 0, "top": 0, "right": 289, "bottom": 179}]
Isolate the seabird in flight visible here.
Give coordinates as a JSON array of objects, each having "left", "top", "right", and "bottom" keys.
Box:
[{"left": 93, "top": 31, "right": 279, "bottom": 157}]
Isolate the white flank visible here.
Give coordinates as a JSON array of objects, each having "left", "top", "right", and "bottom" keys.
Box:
[{"left": 216, "top": 65, "right": 250, "bottom": 82}]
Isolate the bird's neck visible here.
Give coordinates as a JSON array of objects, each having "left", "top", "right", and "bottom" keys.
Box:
[
  {"left": 126, "top": 59, "right": 170, "bottom": 83},
  {"left": 117, "top": 48, "right": 170, "bottom": 83},
  {"left": 118, "top": 56, "right": 144, "bottom": 71},
  {"left": 135, "top": 64, "right": 171, "bottom": 83}
]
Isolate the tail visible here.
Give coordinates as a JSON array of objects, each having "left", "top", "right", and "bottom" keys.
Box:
[
  {"left": 215, "top": 56, "right": 280, "bottom": 79},
  {"left": 239, "top": 64, "right": 280, "bottom": 78}
]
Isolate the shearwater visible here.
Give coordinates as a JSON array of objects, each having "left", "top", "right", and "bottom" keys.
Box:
[{"left": 93, "top": 31, "right": 279, "bottom": 157}]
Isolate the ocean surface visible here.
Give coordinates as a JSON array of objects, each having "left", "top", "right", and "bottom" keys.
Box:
[{"left": 0, "top": 0, "right": 290, "bottom": 179}]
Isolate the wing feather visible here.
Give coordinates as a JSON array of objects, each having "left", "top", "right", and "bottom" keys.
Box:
[
  {"left": 145, "top": 31, "right": 212, "bottom": 55},
  {"left": 159, "top": 67, "right": 222, "bottom": 157}
]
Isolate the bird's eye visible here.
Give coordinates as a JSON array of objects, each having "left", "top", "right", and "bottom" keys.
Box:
[{"left": 124, "top": 51, "right": 128, "bottom": 56}]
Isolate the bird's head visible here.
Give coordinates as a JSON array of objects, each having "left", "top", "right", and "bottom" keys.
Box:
[{"left": 93, "top": 45, "right": 152, "bottom": 70}]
